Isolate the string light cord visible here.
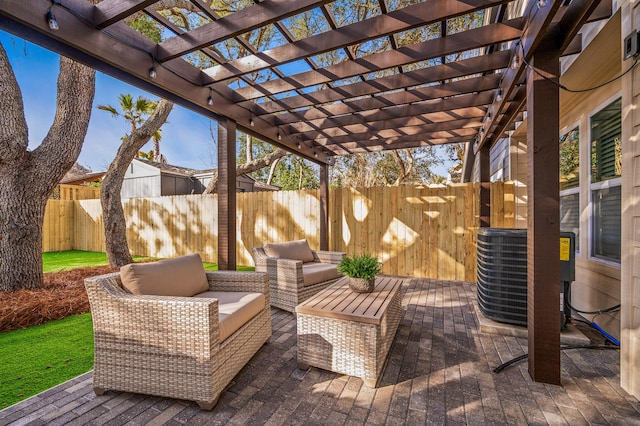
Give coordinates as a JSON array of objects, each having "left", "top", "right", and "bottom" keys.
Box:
[
  {"left": 47, "top": 1, "right": 207, "bottom": 87},
  {"left": 518, "top": 40, "right": 639, "bottom": 93}
]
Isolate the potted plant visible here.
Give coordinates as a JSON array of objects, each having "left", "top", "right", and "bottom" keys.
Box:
[{"left": 337, "top": 253, "right": 382, "bottom": 293}]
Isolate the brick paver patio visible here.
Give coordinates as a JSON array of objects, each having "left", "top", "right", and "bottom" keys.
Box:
[{"left": 1, "top": 279, "right": 638, "bottom": 425}]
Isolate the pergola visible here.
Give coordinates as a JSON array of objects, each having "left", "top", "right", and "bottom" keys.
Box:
[{"left": 0, "top": 0, "right": 610, "bottom": 387}]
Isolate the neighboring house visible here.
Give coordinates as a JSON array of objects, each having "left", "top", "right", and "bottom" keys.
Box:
[
  {"left": 50, "top": 171, "right": 105, "bottom": 200},
  {"left": 464, "top": 10, "right": 625, "bottom": 350},
  {"left": 121, "top": 159, "right": 278, "bottom": 198},
  {"left": 59, "top": 171, "right": 106, "bottom": 186}
]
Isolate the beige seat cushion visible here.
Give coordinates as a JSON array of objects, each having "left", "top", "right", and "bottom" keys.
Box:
[
  {"left": 263, "top": 239, "right": 314, "bottom": 263},
  {"left": 302, "top": 262, "right": 341, "bottom": 286},
  {"left": 196, "top": 291, "right": 266, "bottom": 341},
  {"left": 120, "top": 254, "right": 208, "bottom": 297}
]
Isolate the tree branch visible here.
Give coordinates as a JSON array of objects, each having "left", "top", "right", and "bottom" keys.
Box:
[
  {"left": 203, "top": 148, "right": 287, "bottom": 194},
  {"left": 0, "top": 42, "right": 28, "bottom": 164},
  {"left": 31, "top": 57, "right": 96, "bottom": 195}
]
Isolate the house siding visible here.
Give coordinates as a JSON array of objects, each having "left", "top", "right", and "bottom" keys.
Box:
[
  {"left": 121, "top": 161, "right": 161, "bottom": 198},
  {"left": 622, "top": 0, "right": 640, "bottom": 400}
]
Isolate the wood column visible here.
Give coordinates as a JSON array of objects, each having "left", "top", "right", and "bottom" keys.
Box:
[
  {"left": 479, "top": 145, "right": 491, "bottom": 227},
  {"left": 526, "top": 41, "right": 561, "bottom": 384},
  {"left": 217, "top": 118, "right": 237, "bottom": 270},
  {"left": 319, "top": 163, "right": 329, "bottom": 250}
]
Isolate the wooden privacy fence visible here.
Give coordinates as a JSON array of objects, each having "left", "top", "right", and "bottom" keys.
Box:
[
  {"left": 50, "top": 184, "right": 101, "bottom": 201},
  {"left": 43, "top": 182, "right": 516, "bottom": 281}
]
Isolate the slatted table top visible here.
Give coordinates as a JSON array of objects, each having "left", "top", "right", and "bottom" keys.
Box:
[{"left": 295, "top": 276, "right": 403, "bottom": 325}]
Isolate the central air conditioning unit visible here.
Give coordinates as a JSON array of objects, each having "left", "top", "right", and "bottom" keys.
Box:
[{"left": 476, "top": 228, "right": 575, "bottom": 327}]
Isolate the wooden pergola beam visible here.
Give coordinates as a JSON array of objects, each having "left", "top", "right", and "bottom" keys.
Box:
[
  {"left": 157, "top": 0, "right": 332, "bottom": 62},
  {"left": 308, "top": 117, "right": 483, "bottom": 145},
  {"left": 281, "top": 74, "right": 500, "bottom": 132},
  {"left": 94, "top": 0, "right": 158, "bottom": 29},
  {"left": 479, "top": 145, "right": 490, "bottom": 227},
  {"left": 230, "top": 17, "right": 525, "bottom": 101},
  {"left": 0, "top": 0, "right": 334, "bottom": 165},
  {"left": 252, "top": 51, "right": 511, "bottom": 116},
  {"left": 526, "top": 39, "right": 561, "bottom": 385},
  {"left": 277, "top": 91, "right": 493, "bottom": 129},
  {"left": 319, "top": 164, "right": 329, "bottom": 251},
  {"left": 325, "top": 135, "right": 472, "bottom": 155},
  {"left": 205, "top": 0, "right": 510, "bottom": 83},
  {"left": 217, "top": 118, "right": 237, "bottom": 271},
  {"left": 474, "top": 0, "right": 604, "bottom": 153},
  {"left": 474, "top": 0, "right": 563, "bottom": 153}
]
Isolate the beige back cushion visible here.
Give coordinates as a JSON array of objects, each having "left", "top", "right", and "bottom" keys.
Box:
[
  {"left": 120, "top": 253, "right": 208, "bottom": 297},
  {"left": 263, "top": 239, "right": 315, "bottom": 262}
]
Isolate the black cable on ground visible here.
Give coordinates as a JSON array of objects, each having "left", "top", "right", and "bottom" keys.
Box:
[
  {"left": 565, "top": 282, "right": 620, "bottom": 315},
  {"left": 566, "top": 299, "right": 620, "bottom": 315},
  {"left": 493, "top": 344, "right": 619, "bottom": 373}
]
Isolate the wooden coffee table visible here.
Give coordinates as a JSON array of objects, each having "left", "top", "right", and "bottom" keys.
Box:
[{"left": 295, "top": 275, "right": 403, "bottom": 387}]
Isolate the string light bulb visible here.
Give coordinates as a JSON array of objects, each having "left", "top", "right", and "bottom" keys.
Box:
[
  {"left": 249, "top": 113, "right": 254, "bottom": 127},
  {"left": 314, "top": 151, "right": 318, "bottom": 158},
  {"left": 46, "top": 0, "right": 60, "bottom": 31},
  {"left": 277, "top": 131, "right": 282, "bottom": 141},
  {"left": 511, "top": 55, "right": 520, "bottom": 70},
  {"left": 207, "top": 88, "right": 213, "bottom": 106},
  {"left": 495, "top": 88, "right": 503, "bottom": 102},
  {"left": 296, "top": 142, "right": 301, "bottom": 149},
  {"left": 537, "top": 0, "right": 547, "bottom": 8},
  {"left": 149, "top": 66, "right": 157, "bottom": 79},
  {"left": 46, "top": 10, "right": 59, "bottom": 31}
]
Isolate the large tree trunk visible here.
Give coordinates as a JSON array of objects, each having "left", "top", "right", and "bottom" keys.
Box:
[
  {"left": 0, "top": 49, "right": 95, "bottom": 291},
  {"left": 102, "top": 99, "right": 173, "bottom": 268}
]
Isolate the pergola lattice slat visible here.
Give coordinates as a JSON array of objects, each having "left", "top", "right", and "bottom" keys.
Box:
[
  {"left": 203, "top": 0, "right": 510, "bottom": 83},
  {"left": 229, "top": 17, "right": 525, "bottom": 101}
]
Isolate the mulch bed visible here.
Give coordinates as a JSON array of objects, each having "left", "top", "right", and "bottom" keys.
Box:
[{"left": 0, "top": 265, "right": 116, "bottom": 333}]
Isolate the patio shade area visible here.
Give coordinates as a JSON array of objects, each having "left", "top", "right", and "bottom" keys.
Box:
[
  {"left": 0, "top": 0, "right": 611, "bottom": 162},
  {"left": 4, "top": 0, "right": 639, "bottom": 403},
  {"left": 1, "top": 279, "right": 637, "bottom": 425}
]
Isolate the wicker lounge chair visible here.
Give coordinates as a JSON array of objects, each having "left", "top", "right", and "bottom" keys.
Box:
[
  {"left": 85, "top": 259, "right": 271, "bottom": 411},
  {"left": 252, "top": 239, "right": 345, "bottom": 313}
]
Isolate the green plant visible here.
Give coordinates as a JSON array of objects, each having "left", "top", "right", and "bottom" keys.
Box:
[{"left": 337, "top": 253, "right": 381, "bottom": 280}]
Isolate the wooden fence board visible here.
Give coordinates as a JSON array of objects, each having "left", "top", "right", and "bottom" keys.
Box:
[{"left": 42, "top": 183, "right": 516, "bottom": 281}]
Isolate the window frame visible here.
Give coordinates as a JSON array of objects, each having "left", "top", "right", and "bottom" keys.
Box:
[
  {"left": 559, "top": 122, "right": 581, "bottom": 254},
  {"left": 587, "top": 94, "right": 622, "bottom": 266}
]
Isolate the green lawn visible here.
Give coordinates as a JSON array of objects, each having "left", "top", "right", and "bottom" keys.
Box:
[
  {"left": 42, "top": 250, "right": 155, "bottom": 273},
  {"left": 0, "top": 251, "right": 255, "bottom": 409},
  {"left": 0, "top": 313, "right": 94, "bottom": 409},
  {"left": 42, "top": 250, "right": 255, "bottom": 273}
]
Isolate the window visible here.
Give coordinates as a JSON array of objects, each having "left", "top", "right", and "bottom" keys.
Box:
[
  {"left": 559, "top": 127, "right": 580, "bottom": 251},
  {"left": 590, "top": 98, "right": 621, "bottom": 262}
]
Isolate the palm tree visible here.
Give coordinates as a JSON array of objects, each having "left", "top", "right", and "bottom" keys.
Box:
[
  {"left": 98, "top": 94, "right": 165, "bottom": 162},
  {"left": 98, "top": 94, "right": 174, "bottom": 267}
]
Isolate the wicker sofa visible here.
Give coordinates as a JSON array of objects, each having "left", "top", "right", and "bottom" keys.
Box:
[
  {"left": 84, "top": 254, "right": 271, "bottom": 410},
  {"left": 252, "top": 239, "right": 345, "bottom": 312}
]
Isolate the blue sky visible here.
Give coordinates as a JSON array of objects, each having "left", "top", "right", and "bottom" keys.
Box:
[
  {"left": 1, "top": 30, "right": 453, "bottom": 179},
  {"left": 1, "top": 31, "right": 219, "bottom": 172}
]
